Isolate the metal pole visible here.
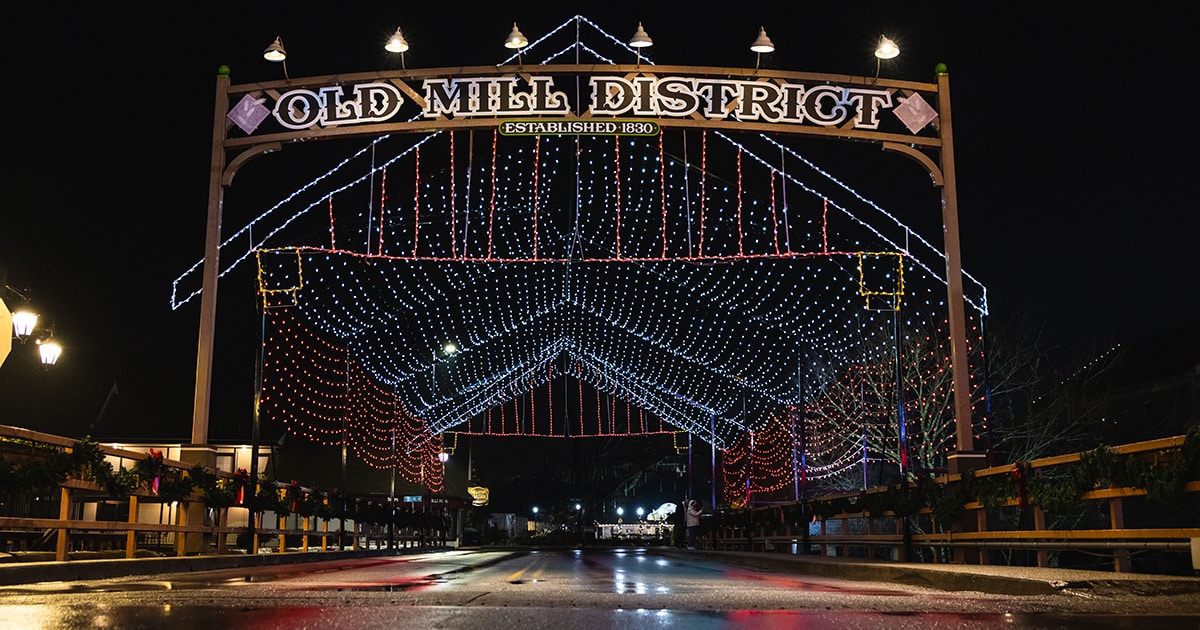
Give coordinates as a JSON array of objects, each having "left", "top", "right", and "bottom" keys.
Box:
[
  {"left": 710, "top": 412, "right": 717, "bottom": 511},
  {"left": 743, "top": 392, "right": 751, "bottom": 507},
  {"left": 247, "top": 300, "right": 264, "bottom": 554},
  {"left": 893, "top": 307, "right": 908, "bottom": 479},
  {"left": 687, "top": 431, "right": 694, "bottom": 501},
  {"left": 792, "top": 412, "right": 799, "bottom": 503},
  {"left": 340, "top": 346, "right": 349, "bottom": 549},
  {"left": 389, "top": 426, "right": 396, "bottom": 550},
  {"left": 862, "top": 428, "right": 868, "bottom": 491},
  {"left": 793, "top": 345, "right": 802, "bottom": 502}
]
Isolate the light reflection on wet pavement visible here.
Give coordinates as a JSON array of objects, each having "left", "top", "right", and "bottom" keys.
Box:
[
  {"left": 1, "top": 548, "right": 1197, "bottom": 629},
  {"left": 5, "top": 604, "right": 1200, "bottom": 630}
]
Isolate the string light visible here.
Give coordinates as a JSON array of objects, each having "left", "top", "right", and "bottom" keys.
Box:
[{"left": 194, "top": 16, "right": 993, "bottom": 493}]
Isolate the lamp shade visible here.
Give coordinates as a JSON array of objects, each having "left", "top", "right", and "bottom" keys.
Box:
[
  {"left": 875, "top": 36, "right": 900, "bottom": 60},
  {"left": 263, "top": 36, "right": 287, "bottom": 62},
  {"left": 504, "top": 23, "right": 529, "bottom": 49},
  {"left": 628, "top": 22, "right": 653, "bottom": 48},
  {"left": 39, "top": 341, "right": 62, "bottom": 366},
  {"left": 12, "top": 310, "right": 37, "bottom": 337},
  {"left": 750, "top": 27, "right": 775, "bottom": 53},
  {"left": 385, "top": 28, "right": 409, "bottom": 53}
]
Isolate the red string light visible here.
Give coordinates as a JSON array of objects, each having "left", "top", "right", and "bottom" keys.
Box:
[
  {"left": 412, "top": 145, "right": 421, "bottom": 257},
  {"left": 698, "top": 130, "right": 707, "bottom": 257},
  {"left": 822, "top": 198, "right": 830, "bottom": 253},
  {"left": 327, "top": 196, "right": 336, "bottom": 250},
  {"left": 533, "top": 135, "right": 540, "bottom": 260},
  {"left": 246, "top": 119, "right": 992, "bottom": 491},
  {"left": 488, "top": 128, "right": 497, "bottom": 260},
  {"left": 659, "top": 129, "right": 668, "bottom": 258},
  {"left": 377, "top": 167, "right": 387, "bottom": 256},
  {"left": 770, "top": 168, "right": 780, "bottom": 255},
  {"left": 736, "top": 146, "right": 744, "bottom": 257},
  {"left": 614, "top": 137, "right": 622, "bottom": 259},
  {"left": 449, "top": 131, "right": 457, "bottom": 259}
]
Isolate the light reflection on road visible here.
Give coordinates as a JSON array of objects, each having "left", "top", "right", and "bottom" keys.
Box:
[{"left": 1, "top": 548, "right": 1197, "bottom": 629}]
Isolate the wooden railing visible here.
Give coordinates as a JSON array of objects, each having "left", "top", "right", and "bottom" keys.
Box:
[
  {"left": 707, "top": 433, "right": 1199, "bottom": 575},
  {"left": 0, "top": 426, "right": 449, "bottom": 562}
]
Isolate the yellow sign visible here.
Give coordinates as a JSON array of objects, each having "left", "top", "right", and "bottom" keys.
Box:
[
  {"left": 467, "top": 486, "right": 489, "bottom": 507},
  {"left": 0, "top": 298, "right": 11, "bottom": 368}
]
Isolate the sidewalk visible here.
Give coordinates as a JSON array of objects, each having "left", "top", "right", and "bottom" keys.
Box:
[
  {"left": 0, "top": 548, "right": 402, "bottom": 587},
  {"left": 653, "top": 548, "right": 1200, "bottom": 596}
]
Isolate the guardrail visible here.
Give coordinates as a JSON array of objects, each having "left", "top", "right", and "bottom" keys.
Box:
[
  {"left": 0, "top": 425, "right": 449, "bottom": 562},
  {"left": 707, "top": 431, "right": 1199, "bottom": 575}
]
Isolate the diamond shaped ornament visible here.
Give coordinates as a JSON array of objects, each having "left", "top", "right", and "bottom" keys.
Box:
[
  {"left": 228, "top": 94, "right": 272, "bottom": 135},
  {"left": 892, "top": 93, "right": 937, "bottom": 134}
]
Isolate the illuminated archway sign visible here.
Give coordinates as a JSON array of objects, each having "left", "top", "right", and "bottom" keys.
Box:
[
  {"left": 193, "top": 53, "right": 979, "bottom": 475},
  {"left": 221, "top": 65, "right": 941, "bottom": 150}
]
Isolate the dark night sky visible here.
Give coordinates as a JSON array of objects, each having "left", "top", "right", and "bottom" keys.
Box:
[{"left": 2, "top": 3, "right": 1196, "bottom": 445}]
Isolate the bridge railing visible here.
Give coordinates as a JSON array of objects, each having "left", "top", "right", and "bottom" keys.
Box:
[
  {"left": 0, "top": 425, "right": 448, "bottom": 562},
  {"left": 707, "top": 431, "right": 1199, "bottom": 575}
]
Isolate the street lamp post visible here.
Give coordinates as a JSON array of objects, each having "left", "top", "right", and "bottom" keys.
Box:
[
  {"left": 2, "top": 271, "right": 63, "bottom": 369},
  {"left": 576, "top": 502, "right": 584, "bottom": 546}
]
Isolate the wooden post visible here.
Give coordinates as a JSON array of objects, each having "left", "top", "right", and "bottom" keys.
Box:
[
  {"left": 321, "top": 518, "right": 328, "bottom": 552},
  {"left": 56, "top": 486, "right": 70, "bottom": 562},
  {"left": 252, "top": 511, "right": 260, "bottom": 555},
  {"left": 216, "top": 507, "right": 228, "bottom": 554},
  {"left": 125, "top": 495, "right": 139, "bottom": 559},
  {"left": 976, "top": 508, "right": 989, "bottom": 566},
  {"left": 1034, "top": 507, "right": 1048, "bottom": 568},
  {"left": 302, "top": 516, "right": 310, "bottom": 552},
  {"left": 279, "top": 516, "right": 287, "bottom": 554},
  {"left": 1110, "top": 498, "right": 1131, "bottom": 572},
  {"left": 175, "top": 501, "right": 188, "bottom": 557}
]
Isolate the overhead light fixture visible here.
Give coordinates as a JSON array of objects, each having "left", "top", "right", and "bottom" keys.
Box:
[
  {"left": 874, "top": 35, "right": 900, "bottom": 60},
  {"left": 873, "top": 35, "right": 899, "bottom": 81},
  {"left": 38, "top": 340, "right": 62, "bottom": 366},
  {"left": 628, "top": 22, "right": 653, "bottom": 48},
  {"left": 384, "top": 28, "right": 409, "bottom": 53},
  {"left": 263, "top": 36, "right": 290, "bottom": 81},
  {"left": 750, "top": 27, "right": 774, "bottom": 69},
  {"left": 12, "top": 310, "right": 37, "bottom": 338},
  {"left": 504, "top": 22, "right": 529, "bottom": 65},
  {"left": 629, "top": 22, "right": 652, "bottom": 66},
  {"left": 263, "top": 36, "right": 287, "bottom": 62},
  {"left": 385, "top": 27, "right": 410, "bottom": 70},
  {"left": 504, "top": 22, "right": 529, "bottom": 49},
  {"left": 750, "top": 27, "right": 775, "bottom": 53}
]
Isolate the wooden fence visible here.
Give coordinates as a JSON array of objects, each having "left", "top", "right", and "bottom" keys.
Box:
[
  {"left": 707, "top": 433, "right": 1199, "bottom": 575},
  {"left": 0, "top": 425, "right": 448, "bottom": 562}
]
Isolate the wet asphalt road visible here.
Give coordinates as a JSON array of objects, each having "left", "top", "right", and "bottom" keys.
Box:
[{"left": 1, "top": 548, "right": 1197, "bottom": 629}]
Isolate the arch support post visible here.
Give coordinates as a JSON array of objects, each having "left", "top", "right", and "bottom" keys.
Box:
[{"left": 934, "top": 71, "right": 984, "bottom": 475}]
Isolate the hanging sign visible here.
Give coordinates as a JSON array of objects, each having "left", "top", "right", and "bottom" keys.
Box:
[{"left": 231, "top": 69, "right": 931, "bottom": 142}]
